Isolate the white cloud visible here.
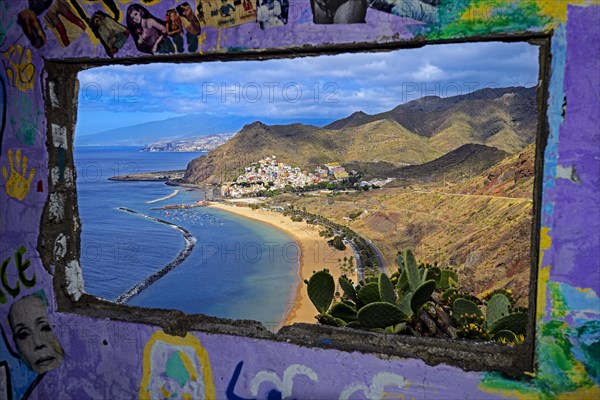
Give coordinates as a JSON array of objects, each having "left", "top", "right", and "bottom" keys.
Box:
[{"left": 411, "top": 63, "right": 444, "bottom": 81}]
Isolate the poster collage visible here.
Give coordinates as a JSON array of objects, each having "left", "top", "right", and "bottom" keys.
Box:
[{"left": 16, "top": 0, "right": 440, "bottom": 57}]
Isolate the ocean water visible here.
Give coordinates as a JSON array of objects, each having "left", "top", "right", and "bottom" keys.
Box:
[{"left": 74, "top": 146, "right": 299, "bottom": 327}]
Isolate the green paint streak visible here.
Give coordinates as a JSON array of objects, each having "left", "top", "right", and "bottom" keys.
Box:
[
  {"left": 428, "top": 0, "right": 551, "bottom": 39},
  {"left": 550, "top": 283, "right": 569, "bottom": 319},
  {"left": 481, "top": 372, "right": 544, "bottom": 398},
  {"left": 165, "top": 350, "right": 191, "bottom": 389},
  {"left": 536, "top": 320, "right": 595, "bottom": 394},
  {"left": 482, "top": 282, "right": 600, "bottom": 397},
  {"left": 577, "top": 321, "right": 600, "bottom": 384}
]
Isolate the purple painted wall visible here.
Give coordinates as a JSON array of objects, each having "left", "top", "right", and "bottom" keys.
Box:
[{"left": 1, "top": 1, "right": 599, "bottom": 399}]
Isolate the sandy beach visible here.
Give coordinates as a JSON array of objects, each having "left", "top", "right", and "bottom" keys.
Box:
[{"left": 208, "top": 202, "right": 357, "bottom": 325}]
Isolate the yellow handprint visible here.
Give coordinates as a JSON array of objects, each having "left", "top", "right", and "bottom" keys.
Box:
[
  {"left": 2, "top": 149, "right": 35, "bottom": 201},
  {"left": 3, "top": 45, "right": 35, "bottom": 92}
]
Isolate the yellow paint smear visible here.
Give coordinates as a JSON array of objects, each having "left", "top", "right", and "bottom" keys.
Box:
[
  {"left": 536, "top": 227, "right": 552, "bottom": 320},
  {"left": 460, "top": 2, "right": 496, "bottom": 22},
  {"left": 159, "top": 386, "right": 171, "bottom": 398},
  {"left": 537, "top": 0, "right": 600, "bottom": 24},
  {"left": 179, "top": 351, "right": 199, "bottom": 382},
  {"left": 198, "top": 32, "right": 207, "bottom": 55},
  {"left": 479, "top": 385, "right": 541, "bottom": 400},
  {"left": 537, "top": 265, "right": 551, "bottom": 321}
]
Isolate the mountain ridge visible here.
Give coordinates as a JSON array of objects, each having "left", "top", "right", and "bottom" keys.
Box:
[{"left": 183, "top": 86, "right": 537, "bottom": 185}]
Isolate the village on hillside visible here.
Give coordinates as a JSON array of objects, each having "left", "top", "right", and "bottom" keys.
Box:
[{"left": 221, "top": 156, "right": 393, "bottom": 198}]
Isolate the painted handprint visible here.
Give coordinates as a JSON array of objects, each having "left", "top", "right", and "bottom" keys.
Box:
[
  {"left": 3, "top": 45, "right": 35, "bottom": 92},
  {"left": 2, "top": 149, "right": 35, "bottom": 201}
]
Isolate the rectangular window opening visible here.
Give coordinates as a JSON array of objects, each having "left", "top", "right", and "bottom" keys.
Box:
[{"left": 44, "top": 38, "right": 549, "bottom": 373}]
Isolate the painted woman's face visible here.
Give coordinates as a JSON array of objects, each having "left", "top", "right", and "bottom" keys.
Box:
[
  {"left": 129, "top": 9, "right": 142, "bottom": 24},
  {"left": 9, "top": 295, "right": 65, "bottom": 374}
]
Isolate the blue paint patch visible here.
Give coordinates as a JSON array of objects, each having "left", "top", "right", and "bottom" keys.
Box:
[
  {"left": 543, "top": 201, "right": 555, "bottom": 219},
  {"left": 558, "top": 283, "right": 600, "bottom": 327},
  {"left": 543, "top": 23, "right": 567, "bottom": 195}
]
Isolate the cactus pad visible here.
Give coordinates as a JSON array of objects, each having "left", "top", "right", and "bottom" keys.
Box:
[
  {"left": 378, "top": 273, "right": 397, "bottom": 304},
  {"left": 357, "top": 282, "right": 381, "bottom": 305},
  {"left": 339, "top": 276, "right": 358, "bottom": 303},
  {"left": 397, "top": 292, "right": 413, "bottom": 316},
  {"left": 330, "top": 302, "right": 358, "bottom": 322},
  {"left": 486, "top": 293, "right": 511, "bottom": 326},
  {"left": 357, "top": 302, "right": 407, "bottom": 329},
  {"left": 410, "top": 279, "right": 436, "bottom": 314},
  {"left": 396, "top": 270, "right": 409, "bottom": 295},
  {"left": 404, "top": 249, "right": 421, "bottom": 292},
  {"left": 307, "top": 270, "right": 335, "bottom": 313},
  {"left": 425, "top": 266, "right": 441, "bottom": 285},
  {"left": 489, "top": 312, "right": 527, "bottom": 335},
  {"left": 440, "top": 269, "right": 458, "bottom": 289},
  {"left": 453, "top": 298, "right": 482, "bottom": 320}
]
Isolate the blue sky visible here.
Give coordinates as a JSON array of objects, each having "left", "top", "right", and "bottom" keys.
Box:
[{"left": 76, "top": 41, "right": 539, "bottom": 136}]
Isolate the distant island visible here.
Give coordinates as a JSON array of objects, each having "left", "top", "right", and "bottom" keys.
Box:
[{"left": 141, "top": 133, "right": 234, "bottom": 152}]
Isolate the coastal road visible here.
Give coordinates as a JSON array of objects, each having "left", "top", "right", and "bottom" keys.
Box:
[
  {"left": 354, "top": 233, "right": 387, "bottom": 275},
  {"left": 335, "top": 230, "right": 387, "bottom": 281}
]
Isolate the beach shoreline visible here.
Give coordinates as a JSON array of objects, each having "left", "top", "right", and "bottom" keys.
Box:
[{"left": 207, "top": 202, "right": 356, "bottom": 326}]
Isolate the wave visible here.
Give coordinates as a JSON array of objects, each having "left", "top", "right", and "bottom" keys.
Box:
[{"left": 114, "top": 207, "right": 197, "bottom": 304}]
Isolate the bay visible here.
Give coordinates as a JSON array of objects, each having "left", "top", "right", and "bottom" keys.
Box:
[{"left": 74, "top": 146, "right": 299, "bottom": 327}]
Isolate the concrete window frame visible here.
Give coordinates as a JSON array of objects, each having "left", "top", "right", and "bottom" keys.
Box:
[{"left": 38, "top": 35, "right": 551, "bottom": 376}]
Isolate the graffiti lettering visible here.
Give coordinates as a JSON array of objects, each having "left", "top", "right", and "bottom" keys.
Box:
[
  {"left": 0, "top": 246, "right": 36, "bottom": 304},
  {"left": 2, "top": 149, "right": 36, "bottom": 201},
  {"left": 339, "top": 372, "right": 408, "bottom": 400},
  {"left": 2, "top": 46, "right": 35, "bottom": 92}
]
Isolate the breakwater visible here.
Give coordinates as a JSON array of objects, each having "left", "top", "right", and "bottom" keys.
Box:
[{"left": 115, "top": 207, "right": 197, "bottom": 304}]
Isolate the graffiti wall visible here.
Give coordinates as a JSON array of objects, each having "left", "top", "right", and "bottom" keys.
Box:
[{"left": 1, "top": 0, "right": 599, "bottom": 399}]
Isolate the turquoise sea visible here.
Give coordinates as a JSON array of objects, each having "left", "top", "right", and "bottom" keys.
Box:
[{"left": 74, "top": 146, "right": 299, "bottom": 328}]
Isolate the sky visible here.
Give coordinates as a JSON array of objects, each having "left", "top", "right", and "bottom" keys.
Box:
[{"left": 76, "top": 41, "right": 540, "bottom": 136}]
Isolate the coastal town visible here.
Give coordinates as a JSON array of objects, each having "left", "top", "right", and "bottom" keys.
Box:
[
  {"left": 220, "top": 156, "right": 392, "bottom": 198},
  {"left": 141, "top": 133, "right": 234, "bottom": 152}
]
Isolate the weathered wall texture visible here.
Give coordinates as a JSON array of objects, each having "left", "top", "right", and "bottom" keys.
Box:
[{"left": 1, "top": 0, "right": 599, "bottom": 399}]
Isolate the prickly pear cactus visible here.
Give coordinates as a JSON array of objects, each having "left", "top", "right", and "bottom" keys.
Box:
[
  {"left": 357, "top": 302, "right": 407, "bottom": 329},
  {"left": 396, "top": 270, "right": 409, "bottom": 294},
  {"left": 410, "top": 279, "right": 437, "bottom": 314},
  {"left": 307, "top": 270, "right": 335, "bottom": 313},
  {"left": 486, "top": 293, "right": 511, "bottom": 326},
  {"left": 378, "top": 273, "right": 397, "bottom": 304},
  {"left": 425, "top": 266, "right": 441, "bottom": 284},
  {"left": 330, "top": 302, "right": 358, "bottom": 322},
  {"left": 339, "top": 276, "right": 357, "bottom": 303},
  {"left": 489, "top": 312, "right": 527, "bottom": 335},
  {"left": 403, "top": 249, "right": 421, "bottom": 291},
  {"left": 453, "top": 298, "right": 482, "bottom": 320},
  {"left": 396, "top": 291, "right": 411, "bottom": 315},
  {"left": 396, "top": 252, "right": 404, "bottom": 272},
  {"left": 440, "top": 268, "right": 458, "bottom": 289},
  {"left": 357, "top": 282, "right": 381, "bottom": 305}
]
